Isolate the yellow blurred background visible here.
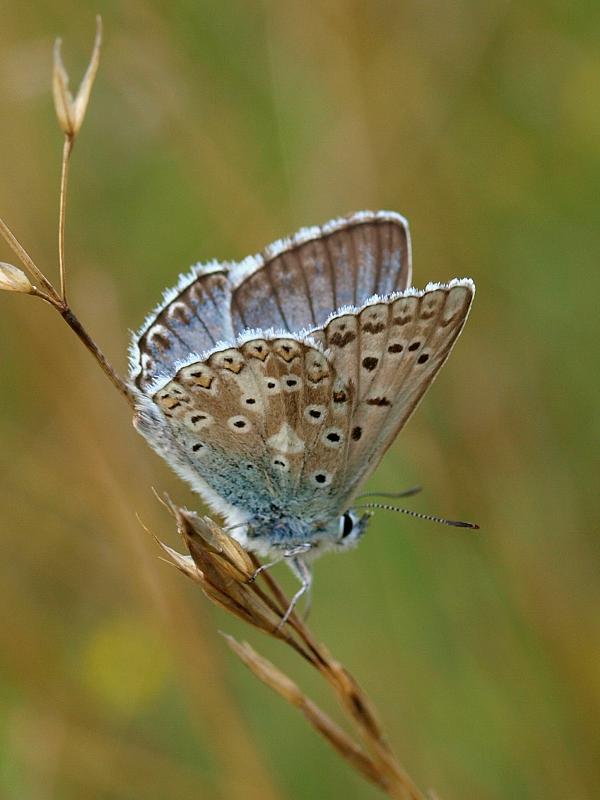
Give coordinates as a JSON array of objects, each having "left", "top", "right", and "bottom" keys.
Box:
[{"left": 1, "top": 2, "right": 598, "bottom": 798}]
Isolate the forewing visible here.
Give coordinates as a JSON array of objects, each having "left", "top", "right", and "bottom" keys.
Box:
[
  {"left": 131, "top": 264, "right": 234, "bottom": 392},
  {"left": 321, "top": 280, "right": 475, "bottom": 509},
  {"left": 138, "top": 335, "right": 351, "bottom": 519},
  {"left": 230, "top": 211, "right": 411, "bottom": 333}
]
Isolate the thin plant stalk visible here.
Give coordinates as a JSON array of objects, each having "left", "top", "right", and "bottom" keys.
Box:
[
  {"left": 58, "top": 135, "right": 74, "bottom": 300},
  {"left": 0, "top": 217, "right": 56, "bottom": 297},
  {"left": 0, "top": 17, "right": 133, "bottom": 407},
  {"left": 0, "top": 213, "right": 133, "bottom": 405}
]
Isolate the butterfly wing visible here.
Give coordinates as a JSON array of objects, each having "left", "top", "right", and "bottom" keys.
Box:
[
  {"left": 130, "top": 211, "right": 410, "bottom": 392},
  {"left": 133, "top": 333, "right": 353, "bottom": 527},
  {"left": 230, "top": 210, "right": 411, "bottom": 333},
  {"left": 307, "top": 280, "right": 475, "bottom": 510},
  {"left": 131, "top": 263, "right": 235, "bottom": 392}
]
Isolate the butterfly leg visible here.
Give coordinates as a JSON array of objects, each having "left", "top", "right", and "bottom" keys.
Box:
[
  {"left": 248, "top": 543, "right": 312, "bottom": 583},
  {"left": 248, "top": 558, "right": 281, "bottom": 584},
  {"left": 278, "top": 556, "right": 312, "bottom": 630},
  {"left": 302, "top": 582, "right": 312, "bottom": 621}
]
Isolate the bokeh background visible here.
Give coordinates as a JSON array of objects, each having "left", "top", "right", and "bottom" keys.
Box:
[{"left": 1, "top": 2, "right": 599, "bottom": 798}]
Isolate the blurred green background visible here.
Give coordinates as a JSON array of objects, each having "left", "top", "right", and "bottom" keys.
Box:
[{"left": 1, "top": 2, "right": 599, "bottom": 798}]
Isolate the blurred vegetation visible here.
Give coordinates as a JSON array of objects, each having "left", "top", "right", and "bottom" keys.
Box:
[{"left": 1, "top": 2, "right": 599, "bottom": 798}]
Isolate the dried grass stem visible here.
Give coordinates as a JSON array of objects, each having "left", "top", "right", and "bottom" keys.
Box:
[
  {"left": 159, "top": 506, "right": 429, "bottom": 800},
  {"left": 58, "top": 135, "right": 74, "bottom": 300}
]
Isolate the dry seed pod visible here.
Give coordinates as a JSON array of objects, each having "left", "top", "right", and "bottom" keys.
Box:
[
  {"left": 53, "top": 16, "right": 102, "bottom": 138},
  {"left": 0, "top": 262, "right": 33, "bottom": 294}
]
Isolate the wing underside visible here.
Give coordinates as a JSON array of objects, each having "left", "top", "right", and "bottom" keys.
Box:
[
  {"left": 315, "top": 281, "right": 475, "bottom": 509},
  {"left": 131, "top": 211, "right": 411, "bottom": 392}
]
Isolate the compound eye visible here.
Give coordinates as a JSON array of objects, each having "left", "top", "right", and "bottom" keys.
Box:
[{"left": 340, "top": 512, "right": 354, "bottom": 539}]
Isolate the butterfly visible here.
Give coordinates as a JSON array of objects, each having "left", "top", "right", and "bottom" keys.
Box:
[{"left": 130, "top": 211, "right": 475, "bottom": 620}]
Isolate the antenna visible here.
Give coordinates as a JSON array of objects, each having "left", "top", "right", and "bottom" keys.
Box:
[{"left": 353, "top": 502, "right": 479, "bottom": 530}]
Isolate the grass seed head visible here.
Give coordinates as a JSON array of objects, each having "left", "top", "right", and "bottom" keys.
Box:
[
  {"left": 53, "top": 16, "right": 102, "bottom": 139},
  {"left": 0, "top": 262, "right": 33, "bottom": 293}
]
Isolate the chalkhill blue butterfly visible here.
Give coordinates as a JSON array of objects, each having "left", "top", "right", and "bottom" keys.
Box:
[{"left": 130, "top": 211, "right": 475, "bottom": 621}]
